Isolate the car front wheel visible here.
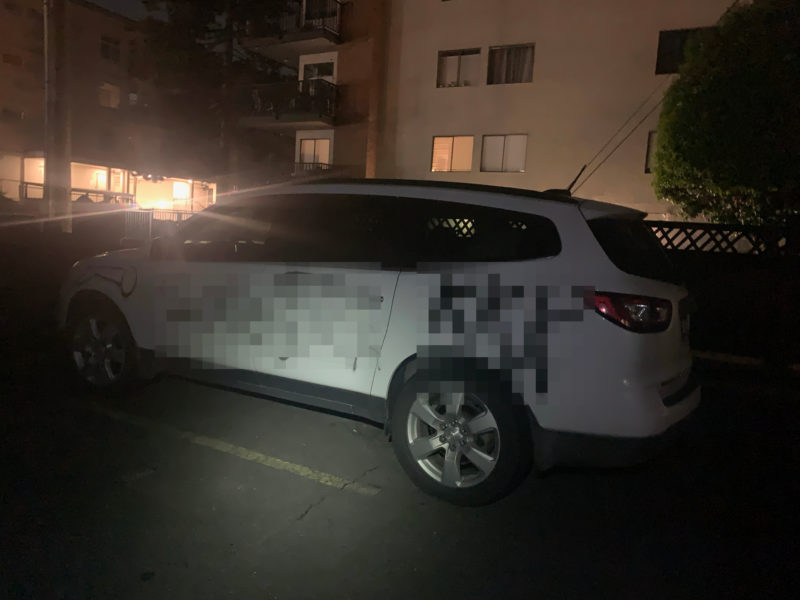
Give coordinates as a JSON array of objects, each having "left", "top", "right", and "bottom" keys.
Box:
[
  {"left": 391, "top": 376, "right": 530, "bottom": 505},
  {"left": 67, "top": 302, "right": 138, "bottom": 393}
]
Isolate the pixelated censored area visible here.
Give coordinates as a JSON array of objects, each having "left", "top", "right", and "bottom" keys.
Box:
[
  {"left": 153, "top": 270, "right": 386, "bottom": 369},
  {"left": 418, "top": 272, "right": 595, "bottom": 400}
]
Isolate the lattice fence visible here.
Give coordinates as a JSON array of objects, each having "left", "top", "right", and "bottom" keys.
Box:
[{"left": 648, "top": 221, "right": 797, "bottom": 256}]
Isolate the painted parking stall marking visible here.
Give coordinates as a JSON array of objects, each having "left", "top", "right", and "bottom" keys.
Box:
[{"left": 85, "top": 401, "right": 381, "bottom": 497}]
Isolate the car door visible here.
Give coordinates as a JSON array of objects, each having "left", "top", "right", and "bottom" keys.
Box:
[
  {"left": 146, "top": 201, "right": 285, "bottom": 372},
  {"left": 251, "top": 193, "right": 401, "bottom": 397}
]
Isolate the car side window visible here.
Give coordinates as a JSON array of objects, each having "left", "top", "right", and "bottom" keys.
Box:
[
  {"left": 403, "top": 198, "right": 561, "bottom": 263},
  {"left": 177, "top": 204, "right": 274, "bottom": 262},
  {"left": 274, "top": 194, "right": 403, "bottom": 264}
]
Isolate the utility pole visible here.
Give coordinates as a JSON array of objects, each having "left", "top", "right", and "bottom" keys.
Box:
[
  {"left": 220, "top": 0, "right": 238, "bottom": 191},
  {"left": 43, "top": 0, "right": 72, "bottom": 233}
]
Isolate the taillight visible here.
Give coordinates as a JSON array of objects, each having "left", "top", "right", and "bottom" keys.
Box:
[{"left": 594, "top": 291, "right": 672, "bottom": 333}]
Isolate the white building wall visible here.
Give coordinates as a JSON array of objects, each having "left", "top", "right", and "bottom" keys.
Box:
[{"left": 378, "top": 0, "right": 733, "bottom": 217}]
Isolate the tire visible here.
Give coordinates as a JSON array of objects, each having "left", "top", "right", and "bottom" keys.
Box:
[
  {"left": 66, "top": 300, "right": 139, "bottom": 394},
  {"left": 391, "top": 375, "right": 531, "bottom": 506}
]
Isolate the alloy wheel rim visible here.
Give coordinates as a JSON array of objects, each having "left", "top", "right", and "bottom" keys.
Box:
[
  {"left": 71, "top": 316, "right": 126, "bottom": 386},
  {"left": 406, "top": 391, "right": 500, "bottom": 488}
]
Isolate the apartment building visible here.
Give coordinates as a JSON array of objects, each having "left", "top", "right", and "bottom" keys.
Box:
[
  {"left": 0, "top": 0, "right": 215, "bottom": 213},
  {"left": 377, "top": 0, "right": 733, "bottom": 218},
  {"left": 240, "top": 0, "right": 387, "bottom": 179}
]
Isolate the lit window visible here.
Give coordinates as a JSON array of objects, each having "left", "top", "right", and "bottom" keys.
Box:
[
  {"left": 173, "top": 181, "right": 190, "bottom": 200},
  {"left": 481, "top": 134, "right": 527, "bottom": 172},
  {"left": 431, "top": 136, "right": 473, "bottom": 172},
  {"left": 437, "top": 49, "right": 480, "bottom": 87},
  {"left": 487, "top": 44, "right": 534, "bottom": 85},
  {"left": 94, "top": 169, "right": 107, "bottom": 189},
  {"left": 299, "top": 138, "right": 330, "bottom": 165},
  {"left": 98, "top": 83, "right": 120, "bottom": 108},
  {"left": 645, "top": 130, "right": 657, "bottom": 174}
]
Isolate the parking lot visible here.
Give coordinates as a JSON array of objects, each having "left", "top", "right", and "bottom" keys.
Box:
[{"left": 2, "top": 325, "right": 797, "bottom": 600}]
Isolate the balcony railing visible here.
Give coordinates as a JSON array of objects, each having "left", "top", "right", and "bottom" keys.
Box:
[
  {"left": 294, "top": 162, "right": 332, "bottom": 174},
  {"left": 246, "top": 0, "right": 342, "bottom": 40},
  {"left": 20, "top": 182, "right": 135, "bottom": 206},
  {"left": 242, "top": 79, "right": 338, "bottom": 122}
]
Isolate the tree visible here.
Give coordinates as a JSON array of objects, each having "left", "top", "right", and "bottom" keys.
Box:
[
  {"left": 141, "top": 1, "right": 294, "bottom": 179},
  {"left": 653, "top": 0, "right": 800, "bottom": 225}
]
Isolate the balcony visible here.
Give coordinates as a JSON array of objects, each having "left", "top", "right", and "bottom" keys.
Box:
[
  {"left": 244, "top": 0, "right": 343, "bottom": 66},
  {"left": 295, "top": 162, "right": 332, "bottom": 173},
  {"left": 238, "top": 79, "right": 338, "bottom": 131}
]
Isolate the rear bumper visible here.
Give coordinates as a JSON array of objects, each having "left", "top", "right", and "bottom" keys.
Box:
[{"left": 530, "top": 382, "right": 700, "bottom": 470}]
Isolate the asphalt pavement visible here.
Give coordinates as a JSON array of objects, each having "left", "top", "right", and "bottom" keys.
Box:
[{"left": 2, "top": 336, "right": 798, "bottom": 599}]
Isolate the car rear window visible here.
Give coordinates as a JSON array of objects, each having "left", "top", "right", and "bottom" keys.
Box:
[{"left": 588, "top": 217, "right": 680, "bottom": 284}]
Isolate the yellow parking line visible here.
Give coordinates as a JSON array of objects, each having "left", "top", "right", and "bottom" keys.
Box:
[{"left": 86, "top": 401, "right": 381, "bottom": 497}]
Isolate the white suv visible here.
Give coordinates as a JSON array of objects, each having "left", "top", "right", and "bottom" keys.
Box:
[{"left": 59, "top": 180, "right": 700, "bottom": 505}]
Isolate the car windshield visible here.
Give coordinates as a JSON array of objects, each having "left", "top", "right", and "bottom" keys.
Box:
[{"left": 588, "top": 216, "right": 681, "bottom": 284}]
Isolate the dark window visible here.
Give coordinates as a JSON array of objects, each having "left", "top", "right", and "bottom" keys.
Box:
[
  {"left": 303, "top": 61, "right": 334, "bottom": 80},
  {"left": 487, "top": 44, "right": 534, "bottom": 85},
  {"left": 400, "top": 198, "right": 560, "bottom": 264},
  {"left": 100, "top": 36, "right": 120, "bottom": 63},
  {"left": 0, "top": 107, "right": 24, "bottom": 121},
  {"left": 305, "top": 0, "right": 337, "bottom": 20},
  {"left": 128, "top": 40, "right": 137, "bottom": 67},
  {"left": 588, "top": 217, "right": 679, "bottom": 284},
  {"left": 2, "top": 53, "right": 23, "bottom": 66},
  {"left": 4, "top": 2, "right": 20, "bottom": 14},
  {"left": 644, "top": 130, "right": 657, "bottom": 174},
  {"left": 655, "top": 27, "right": 713, "bottom": 74},
  {"left": 174, "top": 194, "right": 561, "bottom": 266},
  {"left": 437, "top": 48, "right": 480, "bottom": 87}
]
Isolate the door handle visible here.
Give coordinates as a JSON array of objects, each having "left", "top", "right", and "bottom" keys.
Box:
[{"left": 283, "top": 271, "right": 309, "bottom": 275}]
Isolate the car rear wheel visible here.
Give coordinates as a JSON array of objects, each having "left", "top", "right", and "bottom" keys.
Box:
[
  {"left": 67, "top": 302, "right": 138, "bottom": 393},
  {"left": 391, "top": 375, "right": 530, "bottom": 505}
]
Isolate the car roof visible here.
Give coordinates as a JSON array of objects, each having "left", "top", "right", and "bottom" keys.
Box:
[
  {"left": 222, "top": 178, "right": 644, "bottom": 219},
  {"left": 300, "top": 178, "right": 581, "bottom": 204}
]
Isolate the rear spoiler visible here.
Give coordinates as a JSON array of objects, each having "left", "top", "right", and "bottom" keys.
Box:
[{"left": 578, "top": 198, "right": 647, "bottom": 221}]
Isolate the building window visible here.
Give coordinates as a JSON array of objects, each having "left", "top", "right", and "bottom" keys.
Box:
[
  {"left": 3, "top": 2, "right": 20, "bottom": 14},
  {"left": 173, "top": 181, "right": 190, "bottom": 200},
  {"left": 437, "top": 49, "right": 480, "bottom": 88},
  {"left": 431, "top": 136, "right": 473, "bottom": 172},
  {"left": 299, "top": 138, "right": 330, "bottom": 166},
  {"left": 2, "top": 53, "right": 23, "bottom": 66},
  {"left": 303, "top": 61, "right": 334, "bottom": 80},
  {"left": 481, "top": 134, "right": 527, "bottom": 172},
  {"left": 655, "top": 28, "right": 713, "bottom": 74},
  {"left": 487, "top": 44, "right": 534, "bottom": 85},
  {"left": 0, "top": 107, "right": 24, "bottom": 121},
  {"left": 98, "top": 82, "right": 120, "bottom": 108},
  {"left": 645, "top": 130, "right": 657, "bottom": 174},
  {"left": 100, "top": 36, "right": 120, "bottom": 63}
]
